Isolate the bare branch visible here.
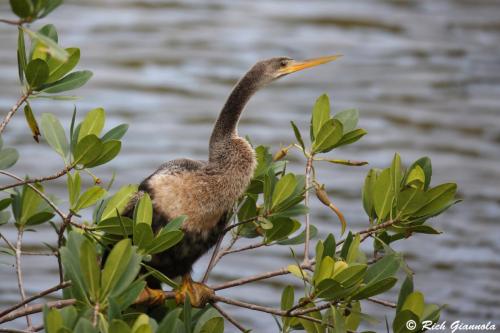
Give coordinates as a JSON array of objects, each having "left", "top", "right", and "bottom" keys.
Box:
[
  {"left": 211, "top": 302, "right": 248, "bottom": 333},
  {"left": 0, "top": 167, "right": 73, "bottom": 192},
  {"left": 221, "top": 241, "right": 266, "bottom": 256},
  {"left": 0, "top": 281, "right": 71, "bottom": 319},
  {"left": 0, "top": 232, "right": 16, "bottom": 252},
  {"left": 0, "top": 171, "right": 67, "bottom": 221},
  {"left": 0, "top": 94, "right": 29, "bottom": 134},
  {"left": 0, "top": 299, "right": 76, "bottom": 325},
  {"left": 14, "top": 229, "right": 31, "bottom": 329},
  {"left": 303, "top": 156, "right": 313, "bottom": 263},
  {"left": 367, "top": 297, "right": 397, "bottom": 308}
]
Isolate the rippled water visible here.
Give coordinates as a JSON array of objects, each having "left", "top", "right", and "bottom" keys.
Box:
[{"left": 1, "top": 0, "right": 499, "bottom": 331}]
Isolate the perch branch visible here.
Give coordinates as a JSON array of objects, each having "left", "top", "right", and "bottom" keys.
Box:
[
  {"left": 0, "top": 299, "right": 76, "bottom": 325},
  {"left": 0, "top": 166, "right": 73, "bottom": 191}
]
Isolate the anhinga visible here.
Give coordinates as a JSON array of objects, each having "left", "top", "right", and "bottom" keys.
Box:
[{"left": 131, "top": 55, "right": 340, "bottom": 307}]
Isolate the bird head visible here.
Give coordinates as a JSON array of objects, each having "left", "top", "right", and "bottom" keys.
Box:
[{"left": 250, "top": 55, "right": 342, "bottom": 87}]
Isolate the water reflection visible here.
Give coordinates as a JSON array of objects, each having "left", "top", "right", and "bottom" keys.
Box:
[{"left": 0, "top": 0, "right": 499, "bottom": 331}]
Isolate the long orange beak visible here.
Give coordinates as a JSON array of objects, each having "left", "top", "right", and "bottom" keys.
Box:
[{"left": 279, "top": 55, "right": 342, "bottom": 75}]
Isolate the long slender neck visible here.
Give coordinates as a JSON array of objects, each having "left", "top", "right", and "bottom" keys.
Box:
[{"left": 209, "top": 70, "right": 259, "bottom": 161}]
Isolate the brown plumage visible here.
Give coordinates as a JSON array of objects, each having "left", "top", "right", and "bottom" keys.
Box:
[{"left": 127, "top": 55, "right": 340, "bottom": 303}]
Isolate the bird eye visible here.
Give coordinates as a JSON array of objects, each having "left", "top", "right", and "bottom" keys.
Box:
[{"left": 280, "top": 59, "right": 288, "bottom": 67}]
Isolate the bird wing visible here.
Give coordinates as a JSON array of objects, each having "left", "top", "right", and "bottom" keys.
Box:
[{"left": 122, "top": 158, "right": 207, "bottom": 227}]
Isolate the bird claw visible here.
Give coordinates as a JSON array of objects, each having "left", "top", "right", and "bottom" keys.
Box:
[
  {"left": 134, "top": 286, "right": 167, "bottom": 306},
  {"left": 175, "top": 275, "right": 214, "bottom": 308}
]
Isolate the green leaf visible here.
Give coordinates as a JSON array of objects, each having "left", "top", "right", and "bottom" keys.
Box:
[
  {"left": 9, "top": 0, "right": 33, "bottom": 19},
  {"left": 397, "top": 276, "right": 414, "bottom": 313},
  {"left": 101, "top": 238, "right": 132, "bottom": 298},
  {"left": 390, "top": 153, "right": 403, "bottom": 200},
  {"left": 290, "top": 121, "right": 305, "bottom": 150},
  {"left": 30, "top": 24, "right": 58, "bottom": 60},
  {"left": 44, "top": 307, "right": 63, "bottom": 333},
  {"left": 25, "top": 58, "right": 49, "bottom": 88},
  {"left": 0, "top": 148, "right": 19, "bottom": 170},
  {"left": 109, "top": 320, "right": 132, "bottom": 333},
  {"left": 312, "top": 119, "right": 343, "bottom": 153},
  {"left": 334, "top": 108, "right": 358, "bottom": 133},
  {"left": 96, "top": 216, "right": 133, "bottom": 235},
  {"left": 334, "top": 128, "right": 367, "bottom": 148},
  {"left": 20, "top": 184, "right": 43, "bottom": 225},
  {"left": 134, "top": 192, "right": 153, "bottom": 225},
  {"left": 101, "top": 184, "right": 138, "bottom": 220},
  {"left": 405, "top": 165, "right": 425, "bottom": 190},
  {"left": 311, "top": 93, "right": 331, "bottom": 140},
  {"left": 406, "top": 157, "right": 432, "bottom": 190},
  {"left": 147, "top": 230, "right": 183, "bottom": 254},
  {"left": 364, "top": 253, "right": 400, "bottom": 285},
  {"left": 67, "top": 172, "right": 81, "bottom": 208},
  {"left": 393, "top": 310, "right": 420, "bottom": 333},
  {"left": 278, "top": 224, "right": 318, "bottom": 245},
  {"left": 397, "top": 188, "right": 426, "bottom": 218},
  {"left": 40, "top": 113, "right": 68, "bottom": 158},
  {"left": 346, "top": 234, "right": 360, "bottom": 264},
  {"left": 102, "top": 124, "right": 129, "bottom": 141},
  {"left": 315, "top": 256, "right": 335, "bottom": 284},
  {"left": 332, "top": 306, "right": 347, "bottom": 333},
  {"left": 333, "top": 264, "right": 367, "bottom": 287},
  {"left": 73, "top": 134, "right": 103, "bottom": 166},
  {"left": 0, "top": 198, "right": 12, "bottom": 211},
  {"left": 26, "top": 211, "right": 54, "bottom": 226},
  {"left": 402, "top": 291, "right": 425, "bottom": 318},
  {"left": 352, "top": 277, "right": 397, "bottom": 299},
  {"left": 415, "top": 183, "right": 457, "bottom": 217},
  {"left": 281, "top": 285, "right": 294, "bottom": 310},
  {"left": 78, "top": 108, "right": 105, "bottom": 142},
  {"left": 133, "top": 223, "right": 154, "bottom": 251},
  {"left": 80, "top": 239, "right": 100, "bottom": 301},
  {"left": 85, "top": 140, "right": 121, "bottom": 168},
  {"left": 73, "top": 186, "right": 106, "bottom": 211},
  {"left": 199, "top": 317, "right": 224, "bottom": 333},
  {"left": 373, "top": 168, "right": 393, "bottom": 221},
  {"left": 47, "top": 48, "right": 80, "bottom": 83},
  {"left": 17, "top": 27, "right": 27, "bottom": 84},
  {"left": 37, "top": 0, "right": 63, "bottom": 18},
  {"left": 41, "top": 70, "right": 93, "bottom": 93},
  {"left": 23, "top": 27, "right": 68, "bottom": 62},
  {"left": 265, "top": 217, "right": 300, "bottom": 243},
  {"left": 142, "top": 264, "right": 178, "bottom": 288},
  {"left": 162, "top": 215, "right": 187, "bottom": 232},
  {"left": 362, "top": 169, "right": 378, "bottom": 219},
  {"left": 272, "top": 173, "right": 296, "bottom": 208}
]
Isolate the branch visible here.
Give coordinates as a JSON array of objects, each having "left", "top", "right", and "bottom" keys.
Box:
[
  {"left": 303, "top": 156, "right": 313, "bottom": 263},
  {"left": 221, "top": 241, "right": 266, "bottom": 256},
  {"left": 0, "top": 166, "right": 73, "bottom": 192},
  {"left": 0, "top": 171, "right": 67, "bottom": 221},
  {"left": 0, "top": 281, "right": 71, "bottom": 319},
  {"left": 14, "top": 228, "right": 31, "bottom": 329},
  {"left": 0, "top": 18, "right": 30, "bottom": 26},
  {"left": 210, "top": 302, "right": 248, "bottom": 333},
  {"left": 0, "top": 299, "right": 76, "bottom": 325},
  {"left": 0, "top": 94, "right": 29, "bottom": 134},
  {"left": 367, "top": 297, "right": 396, "bottom": 308},
  {"left": 0, "top": 232, "right": 16, "bottom": 252}
]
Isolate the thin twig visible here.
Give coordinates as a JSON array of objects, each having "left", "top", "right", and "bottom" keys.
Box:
[
  {"left": 0, "top": 299, "right": 76, "bottom": 325},
  {"left": 0, "top": 167, "right": 73, "bottom": 192},
  {"left": 0, "top": 281, "right": 71, "bottom": 319},
  {"left": 367, "top": 297, "right": 397, "bottom": 308},
  {"left": 0, "top": 94, "right": 29, "bottom": 134},
  {"left": 221, "top": 241, "right": 266, "bottom": 256},
  {"left": 0, "top": 232, "right": 16, "bottom": 252},
  {"left": 0, "top": 18, "right": 28, "bottom": 26},
  {"left": 14, "top": 228, "right": 31, "bottom": 329},
  {"left": 211, "top": 302, "right": 248, "bottom": 333},
  {"left": 303, "top": 156, "right": 313, "bottom": 263},
  {"left": 202, "top": 235, "right": 238, "bottom": 283},
  {"left": 0, "top": 171, "right": 67, "bottom": 221}
]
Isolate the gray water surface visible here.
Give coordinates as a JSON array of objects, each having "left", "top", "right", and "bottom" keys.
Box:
[{"left": 1, "top": 0, "right": 499, "bottom": 331}]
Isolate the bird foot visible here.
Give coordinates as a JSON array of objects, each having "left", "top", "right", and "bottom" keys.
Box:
[
  {"left": 175, "top": 275, "right": 214, "bottom": 308},
  {"left": 134, "top": 286, "right": 167, "bottom": 306}
]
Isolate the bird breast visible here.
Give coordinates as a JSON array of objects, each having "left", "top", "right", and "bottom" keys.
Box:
[{"left": 148, "top": 137, "right": 256, "bottom": 238}]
